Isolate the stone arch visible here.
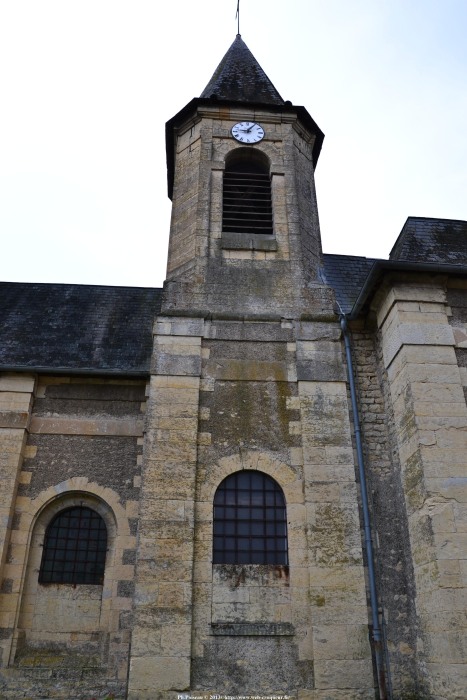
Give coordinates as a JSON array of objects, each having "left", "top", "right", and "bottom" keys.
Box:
[
  {"left": 220, "top": 138, "right": 279, "bottom": 168},
  {"left": 222, "top": 147, "right": 273, "bottom": 237},
  {"left": 224, "top": 145, "right": 271, "bottom": 171},
  {"left": 9, "top": 479, "right": 130, "bottom": 667},
  {"left": 213, "top": 469, "right": 288, "bottom": 565},
  {"left": 209, "top": 139, "right": 288, "bottom": 259},
  {"left": 195, "top": 450, "right": 306, "bottom": 570},
  {"left": 193, "top": 452, "right": 308, "bottom": 636},
  {"left": 198, "top": 449, "right": 303, "bottom": 505}
]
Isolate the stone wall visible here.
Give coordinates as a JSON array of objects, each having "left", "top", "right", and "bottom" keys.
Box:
[
  {"left": 163, "top": 105, "right": 332, "bottom": 322},
  {"left": 128, "top": 319, "right": 203, "bottom": 699},
  {"left": 128, "top": 315, "right": 375, "bottom": 700},
  {"left": 0, "top": 374, "right": 146, "bottom": 700},
  {"left": 0, "top": 373, "right": 35, "bottom": 670},
  {"left": 351, "top": 327, "right": 421, "bottom": 697},
  {"left": 374, "top": 276, "right": 467, "bottom": 699}
]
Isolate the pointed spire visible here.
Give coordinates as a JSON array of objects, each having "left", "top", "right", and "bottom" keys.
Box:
[{"left": 200, "top": 35, "right": 284, "bottom": 105}]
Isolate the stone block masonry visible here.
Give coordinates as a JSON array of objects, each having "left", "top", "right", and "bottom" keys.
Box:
[
  {"left": 0, "top": 374, "right": 35, "bottom": 668},
  {"left": 130, "top": 315, "right": 375, "bottom": 699},
  {"left": 3, "top": 31, "right": 467, "bottom": 700},
  {"left": 376, "top": 277, "right": 467, "bottom": 699},
  {"left": 299, "top": 379, "right": 373, "bottom": 697},
  {"left": 350, "top": 329, "right": 420, "bottom": 696},
  {"left": 128, "top": 320, "right": 203, "bottom": 699},
  {"left": 0, "top": 375, "right": 146, "bottom": 699}
]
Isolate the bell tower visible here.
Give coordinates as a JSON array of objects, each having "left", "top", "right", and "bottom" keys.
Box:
[
  {"left": 128, "top": 36, "right": 375, "bottom": 700},
  {"left": 163, "top": 35, "right": 334, "bottom": 319}
]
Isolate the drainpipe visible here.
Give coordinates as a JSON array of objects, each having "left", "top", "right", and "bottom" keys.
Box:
[{"left": 340, "top": 313, "right": 389, "bottom": 700}]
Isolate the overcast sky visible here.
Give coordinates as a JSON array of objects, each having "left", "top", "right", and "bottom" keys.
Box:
[{"left": 1, "top": 0, "right": 466, "bottom": 288}]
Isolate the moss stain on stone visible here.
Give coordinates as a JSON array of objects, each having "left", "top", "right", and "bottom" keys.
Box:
[
  {"left": 310, "top": 594, "right": 325, "bottom": 607},
  {"left": 207, "top": 380, "right": 296, "bottom": 452}
]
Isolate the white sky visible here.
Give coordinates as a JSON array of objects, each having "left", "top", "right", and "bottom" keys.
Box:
[{"left": 1, "top": 0, "right": 466, "bottom": 288}]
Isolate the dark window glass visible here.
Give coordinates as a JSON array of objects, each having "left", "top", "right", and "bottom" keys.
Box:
[
  {"left": 39, "top": 507, "right": 107, "bottom": 585},
  {"left": 213, "top": 471, "right": 288, "bottom": 565}
]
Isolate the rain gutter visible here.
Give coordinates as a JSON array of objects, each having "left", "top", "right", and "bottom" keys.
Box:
[
  {"left": 0, "top": 365, "right": 149, "bottom": 378},
  {"left": 348, "top": 260, "right": 467, "bottom": 320},
  {"left": 337, "top": 258, "right": 467, "bottom": 697}
]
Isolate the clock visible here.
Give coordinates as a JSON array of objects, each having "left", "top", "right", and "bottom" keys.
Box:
[{"left": 231, "top": 121, "right": 265, "bottom": 144}]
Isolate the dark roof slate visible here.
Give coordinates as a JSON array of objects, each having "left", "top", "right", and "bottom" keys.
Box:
[
  {"left": 323, "top": 217, "right": 467, "bottom": 317},
  {"left": 0, "top": 282, "right": 162, "bottom": 374},
  {"left": 322, "top": 253, "right": 378, "bottom": 314},
  {"left": 390, "top": 217, "right": 467, "bottom": 264},
  {"left": 200, "top": 35, "right": 284, "bottom": 105}
]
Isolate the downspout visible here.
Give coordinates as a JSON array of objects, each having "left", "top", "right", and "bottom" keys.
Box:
[{"left": 340, "top": 313, "right": 389, "bottom": 700}]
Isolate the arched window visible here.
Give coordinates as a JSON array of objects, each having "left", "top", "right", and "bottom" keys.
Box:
[
  {"left": 222, "top": 149, "right": 273, "bottom": 236},
  {"left": 213, "top": 471, "right": 288, "bottom": 565},
  {"left": 39, "top": 506, "right": 107, "bottom": 585}
]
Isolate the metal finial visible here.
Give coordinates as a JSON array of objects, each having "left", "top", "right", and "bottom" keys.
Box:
[{"left": 235, "top": 0, "right": 240, "bottom": 35}]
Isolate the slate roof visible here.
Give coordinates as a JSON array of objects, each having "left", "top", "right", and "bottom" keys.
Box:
[
  {"left": 4, "top": 216, "right": 467, "bottom": 375},
  {"left": 0, "top": 282, "right": 162, "bottom": 374},
  {"left": 166, "top": 36, "right": 324, "bottom": 198},
  {"left": 200, "top": 35, "right": 284, "bottom": 105},
  {"left": 322, "top": 254, "right": 378, "bottom": 314},
  {"left": 390, "top": 217, "right": 467, "bottom": 264},
  {"left": 322, "top": 217, "right": 467, "bottom": 317}
]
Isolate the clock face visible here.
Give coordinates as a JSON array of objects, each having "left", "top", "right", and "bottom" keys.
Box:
[{"left": 231, "top": 121, "right": 265, "bottom": 144}]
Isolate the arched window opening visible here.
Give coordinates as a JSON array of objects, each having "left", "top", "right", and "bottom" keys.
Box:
[
  {"left": 222, "top": 149, "right": 273, "bottom": 236},
  {"left": 213, "top": 470, "right": 288, "bottom": 565},
  {"left": 39, "top": 506, "right": 107, "bottom": 585}
]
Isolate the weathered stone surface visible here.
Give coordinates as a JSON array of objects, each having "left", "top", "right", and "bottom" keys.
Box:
[
  {"left": 211, "top": 621, "right": 294, "bottom": 635},
  {"left": 376, "top": 284, "right": 447, "bottom": 328},
  {"left": 200, "top": 379, "right": 298, "bottom": 456},
  {"left": 153, "top": 352, "right": 202, "bottom": 376},
  {"left": 0, "top": 412, "right": 29, "bottom": 429},
  {"left": 205, "top": 358, "right": 288, "bottom": 381},
  {"left": 374, "top": 280, "right": 467, "bottom": 698},
  {"left": 29, "top": 416, "right": 144, "bottom": 436},
  {"left": 0, "top": 377, "right": 143, "bottom": 697},
  {"left": 296, "top": 360, "right": 346, "bottom": 382},
  {"left": 192, "top": 635, "right": 313, "bottom": 692},
  {"left": 128, "top": 656, "right": 190, "bottom": 694},
  {"left": 221, "top": 231, "right": 278, "bottom": 250},
  {"left": 312, "top": 624, "right": 370, "bottom": 660},
  {"left": 314, "top": 658, "right": 374, "bottom": 690},
  {"left": 295, "top": 321, "right": 341, "bottom": 342},
  {"left": 0, "top": 375, "right": 35, "bottom": 393},
  {"left": 207, "top": 320, "right": 294, "bottom": 342}
]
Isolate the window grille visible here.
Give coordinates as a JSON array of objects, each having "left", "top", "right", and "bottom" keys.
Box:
[
  {"left": 222, "top": 158, "right": 273, "bottom": 236},
  {"left": 39, "top": 506, "right": 107, "bottom": 585},
  {"left": 213, "top": 470, "right": 288, "bottom": 565}
]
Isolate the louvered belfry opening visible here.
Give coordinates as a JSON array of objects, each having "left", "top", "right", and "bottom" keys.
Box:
[{"left": 222, "top": 148, "right": 273, "bottom": 236}]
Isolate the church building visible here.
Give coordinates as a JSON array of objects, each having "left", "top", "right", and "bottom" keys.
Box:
[{"left": 1, "top": 35, "right": 467, "bottom": 700}]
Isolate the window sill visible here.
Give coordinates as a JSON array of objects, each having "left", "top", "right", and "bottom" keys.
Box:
[
  {"left": 221, "top": 232, "right": 278, "bottom": 251},
  {"left": 211, "top": 622, "right": 294, "bottom": 636}
]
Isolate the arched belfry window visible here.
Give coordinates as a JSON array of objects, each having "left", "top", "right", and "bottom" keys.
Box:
[
  {"left": 39, "top": 506, "right": 107, "bottom": 585},
  {"left": 213, "top": 470, "right": 288, "bottom": 565},
  {"left": 222, "top": 149, "right": 273, "bottom": 236}
]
